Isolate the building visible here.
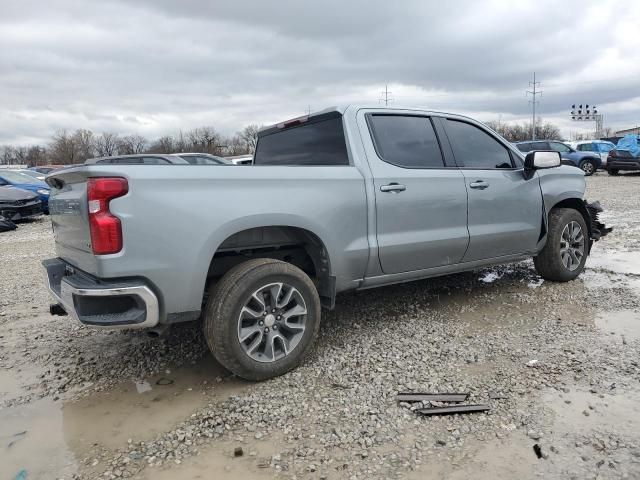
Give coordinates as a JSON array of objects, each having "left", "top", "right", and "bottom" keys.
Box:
[{"left": 616, "top": 126, "right": 640, "bottom": 136}]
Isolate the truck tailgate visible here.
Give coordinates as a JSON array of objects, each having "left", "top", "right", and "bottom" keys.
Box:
[{"left": 47, "top": 168, "right": 98, "bottom": 274}]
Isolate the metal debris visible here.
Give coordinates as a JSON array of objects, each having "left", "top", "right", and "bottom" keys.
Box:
[
  {"left": 396, "top": 392, "right": 468, "bottom": 403},
  {"left": 416, "top": 404, "right": 490, "bottom": 416}
]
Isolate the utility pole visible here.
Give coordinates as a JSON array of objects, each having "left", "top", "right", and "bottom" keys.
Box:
[
  {"left": 526, "top": 73, "right": 542, "bottom": 141},
  {"left": 306, "top": 105, "right": 311, "bottom": 116},
  {"left": 379, "top": 84, "right": 393, "bottom": 106}
]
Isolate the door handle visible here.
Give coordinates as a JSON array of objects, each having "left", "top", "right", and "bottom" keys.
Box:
[
  {"left": 469, "top": 180, "right": 489, "bottom": 190},
  {"left": 380, "top": 183, "right": 407, "bottom": 193}
]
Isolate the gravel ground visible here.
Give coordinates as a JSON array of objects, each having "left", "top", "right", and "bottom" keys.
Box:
[{"left": 1, "top": 172, "right": 640, "bottom": 480}]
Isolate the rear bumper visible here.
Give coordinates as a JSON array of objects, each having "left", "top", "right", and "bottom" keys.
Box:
[
  {"left": 42, "top": 258, "right": 159, "bottom": 329},
  {"left": 607, "top": 159, "right": 640, "bottom": 171}
]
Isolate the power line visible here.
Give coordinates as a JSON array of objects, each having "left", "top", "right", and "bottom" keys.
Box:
[
  {"left": 379, "top": 84, "right": 393, "bottom": 106},
  {"left": 526, "top": 72, "right": 542, "bottom": 141}
]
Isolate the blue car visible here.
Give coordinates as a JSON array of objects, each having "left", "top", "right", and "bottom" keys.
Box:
[
  {"left": 0, "top": 170, "right": 50, "bottom": 213},
  {"left": 514, "top": 140, "right": 602, "bottom": 176}
]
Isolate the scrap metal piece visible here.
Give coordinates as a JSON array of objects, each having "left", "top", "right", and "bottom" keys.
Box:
[
  {"left": 396, "top": 393, "right": 469, "bottom": 403},
  {"left": 416, "top": 404, "right": 490, "bottom": 416}
]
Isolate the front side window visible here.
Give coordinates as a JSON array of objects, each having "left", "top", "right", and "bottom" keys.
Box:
[
  {"left": 548, "top": 142, "right": 571, "bottom": 153},
  {"left": 445, "top": 120, "right": 513, "bottom": 169},
  {"left": 254, "top": 115, "right": 349, "bottom": 166},
  {"left": 368, "top": 115, "right": 444, "bottom": 168},
  {"left": 516, "top": 143, "right": 532, "bottom": 152},
  {"left": 577, "top": 143, "right": 593, "bottom": 152}
]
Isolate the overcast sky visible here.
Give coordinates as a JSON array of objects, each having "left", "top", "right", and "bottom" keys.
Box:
[{"left": 1, "top": 0, "right": 639, "bottom": 145}]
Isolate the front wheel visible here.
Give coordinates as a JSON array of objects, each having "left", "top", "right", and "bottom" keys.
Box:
[
  {"left": 580, "top": 159, "right": 596, "bottom": 176},
  {"left": 203, "top": 258, "right": 321, "bottom": 381},
  {"left": 534, "top": 208, "right": 588, "bottom": 282},
  {"left": 607, "top": 168, "right": 619, "bottom": 176}
]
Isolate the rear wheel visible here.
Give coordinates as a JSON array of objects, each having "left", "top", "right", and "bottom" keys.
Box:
[
  {"left": 203, "top": 258, "right": 321, "bottom": 381},
  {"left": 579, "top": 159, "right": 596, "bottom": 176},
  {"left": 534, "top": 208, "right": 588, "bottom": 282},
  {"left": 607, "top": 168, "right": 619, "bottom": 176}
]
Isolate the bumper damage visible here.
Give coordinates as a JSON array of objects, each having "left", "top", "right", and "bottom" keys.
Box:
[
  {"left": 42, "top": 258, "right": 160, "bottom": 329},
  {"left": 585, "top": 200, "right": 613, "bottom": 243}
]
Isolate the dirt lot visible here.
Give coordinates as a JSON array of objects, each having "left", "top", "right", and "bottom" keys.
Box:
[{"left": 1, "top": 173, "right": 640, "bottom": 480}]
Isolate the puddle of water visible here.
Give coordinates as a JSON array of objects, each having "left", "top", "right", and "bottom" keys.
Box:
[
  {"left": 0, "top": 398, "right": 77, "bottom": 479},
  {"left": 410, "top": 433, "right": 538, "bottom": 480},
  {"left": 588, "top": 250, "right": 640, "bottom": 276},
  {"left": 544, "top": 387, "right": 640, "bottom": 436},
  {"left": 595, "top": 310, "right": 640, "bottom": 340},
  {"left": 0, "top": 355, "right": 249, "bottom": 478},
  {"left": 64, "top": 355, "right": 248, "bottom": 455},
  {"left": 142, "top": 436, "right": 282, "bottom": 480}
]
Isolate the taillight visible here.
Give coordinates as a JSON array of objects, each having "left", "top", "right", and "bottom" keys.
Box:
[{"left": 87, "top": 177, "right": 128, "bottom": 255}]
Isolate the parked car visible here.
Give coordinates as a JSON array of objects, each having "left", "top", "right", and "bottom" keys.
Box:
[
  {"left": 227, "top": 155, "right": 253, "bottom": 165},
  {"left": 85, "top": 154, "right": 190, "bottom": 165},
  {"left": 605, "top": 134, "right": 640, "bottom": 175},
  {"left": 171, "top": 153, "right": 231, "bottom": 165},
  {"left": 0, "top": 170, "right": 50, "bottom": 213},
  {"left": 29, "top": 165, "right": 64, "bottom": 175},
  {"left": 514, "top": 140, "right": 602, "bottom": 175},
  {"left": 43, "top": 105, "right": 610, "bottom": 381},
  {"left": 0, "top": 186, "right": 43, "bottom": 221},
  {"left": 567, "top": 140, "right": 616, "bottom": 167}
]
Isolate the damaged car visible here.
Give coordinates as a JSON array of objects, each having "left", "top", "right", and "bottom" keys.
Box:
[
  {"left": 42, "top": 105, "right": 611, "bottom": 381},
  {"left": 0, "top": 186, "right": 43, "bottom": 222}
]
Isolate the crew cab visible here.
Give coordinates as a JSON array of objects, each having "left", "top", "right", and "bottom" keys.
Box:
[{"left": 43, "top": 106, "right": 610, "bottom": 380}]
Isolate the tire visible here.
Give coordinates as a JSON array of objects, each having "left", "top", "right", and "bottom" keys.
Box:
[
  {"left": 203, "top": 258, "right": 321, "bottom": 381},
  {"left": 579, "top": 159, "right": 596, "bottom": 176},
  {"left": 534, "top": 208, "right": 588, "bottom": 282},
  {"left": 607, "top": 169, "right": 619, "bottom": 176}
]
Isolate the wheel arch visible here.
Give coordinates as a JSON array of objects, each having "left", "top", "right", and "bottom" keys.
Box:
[
  {"left": 205, "top": 224, "right": 335, "bottom": 308},
  {"left": 549, "top": 197, "right": 592, "bottom": 240}
]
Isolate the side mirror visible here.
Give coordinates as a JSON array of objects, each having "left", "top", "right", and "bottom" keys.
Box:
[{"left": 524, "top": 150, "right": 561, "bottom": 170}]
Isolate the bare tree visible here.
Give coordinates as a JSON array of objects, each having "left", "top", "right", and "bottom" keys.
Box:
[
  {"left": 94, "top": 132, "right": 120, "bottom": 157},
  {"left": 118, "top": 134, "right": 148, "bottom": 154},
  {"left": 239, "top": 124, "right": 261, "bottom": 154},
  {"left": 49, "top": 130, "right": 79, "bottom": 164}
]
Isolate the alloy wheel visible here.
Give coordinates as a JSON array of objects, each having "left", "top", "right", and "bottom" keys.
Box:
[{"left": 237, "top": 282, "right": 307, "bottom": 362}]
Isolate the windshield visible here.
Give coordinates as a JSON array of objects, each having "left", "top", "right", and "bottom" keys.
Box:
[
  {"left": 0, "top": 170, "right": 46, "bottom": 184},
  {"left": 19, "top": 170, "right": 44, "bottom": 179}
]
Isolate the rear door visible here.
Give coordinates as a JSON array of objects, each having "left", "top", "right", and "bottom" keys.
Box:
[
  {"left": 360, "top": 113, "right": 469, "bottom": 274},
  {"left": 441, "top": 119, "right": 542, "bottom": 262}
]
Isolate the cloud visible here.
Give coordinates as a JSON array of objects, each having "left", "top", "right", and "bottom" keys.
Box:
[{"left": 1, "top": 0, "right": 639, "bottom": 144}]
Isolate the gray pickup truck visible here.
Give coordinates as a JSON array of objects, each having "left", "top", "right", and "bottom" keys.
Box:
[{"left": 43, "top": 105, "right": 610, "bottom": 380}]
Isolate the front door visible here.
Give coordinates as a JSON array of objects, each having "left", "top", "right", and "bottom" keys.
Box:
[
  {"left": 361, "top": 113, "right": 469, "bottom": 274},
  {"left": 442, "top": 119, "right": 542, "bottom": 261}
]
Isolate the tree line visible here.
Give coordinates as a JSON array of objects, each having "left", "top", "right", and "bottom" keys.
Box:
[
  {"left": 0, "top": 124, "right": 262, "bottom": 166},
  {"left": 484, "top": 119, "right": 561, "bottom": 142}
]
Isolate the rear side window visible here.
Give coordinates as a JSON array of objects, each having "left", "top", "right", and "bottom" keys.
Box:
[
  {"left": 445, "top": 120, "right": 513, "bottom": 169},
  {"left": 516, "top": 143, "right": 532, "bottom": 152},
  {"left": 254, "top": 116, "right": 348, "bottom": 166},
  {"left": 368, "top": 115, "right": 445, "bottom": 168}
]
